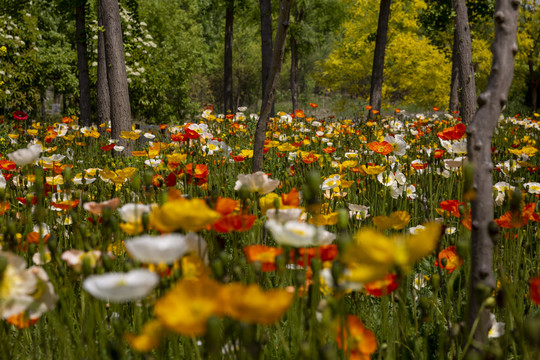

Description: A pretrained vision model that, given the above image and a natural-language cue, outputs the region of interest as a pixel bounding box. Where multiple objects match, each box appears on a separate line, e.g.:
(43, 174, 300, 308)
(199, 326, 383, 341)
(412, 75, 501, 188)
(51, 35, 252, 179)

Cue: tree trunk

(466, 0, 519, 350)
(449, 28, 460, 113)
(260, 0, 273, 107)
(76, 2, 92, 127)
(290, 5, 303, 112)
(252, 0, 293, 172)
(97, 0, 111, 128)
(452, 0, 476, 124)
(224, 0, 234, 114)
(100, 0, 132, 146)
(369, 0, 391, 115)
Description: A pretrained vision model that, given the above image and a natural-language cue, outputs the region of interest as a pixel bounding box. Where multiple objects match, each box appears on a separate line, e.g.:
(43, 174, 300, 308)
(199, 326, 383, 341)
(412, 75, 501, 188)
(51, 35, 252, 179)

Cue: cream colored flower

(82, 269, 159, 303)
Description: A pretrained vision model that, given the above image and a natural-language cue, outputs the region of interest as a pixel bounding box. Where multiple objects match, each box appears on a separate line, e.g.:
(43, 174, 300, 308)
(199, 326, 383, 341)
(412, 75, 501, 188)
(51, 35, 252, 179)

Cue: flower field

(0, 107, 540, 359)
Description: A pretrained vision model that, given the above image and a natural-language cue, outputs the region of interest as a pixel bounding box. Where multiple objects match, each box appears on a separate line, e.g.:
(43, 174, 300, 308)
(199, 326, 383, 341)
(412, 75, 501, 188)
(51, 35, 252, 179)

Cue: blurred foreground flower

(82, 269, 159, 303)
(265, 219, 336, 247)
(336, 314, 377, 360)
(341, 223, 442, 283)
(125, 233, 207, 265)
(530, 275, 540, 305)
(7, 144, 42, 166)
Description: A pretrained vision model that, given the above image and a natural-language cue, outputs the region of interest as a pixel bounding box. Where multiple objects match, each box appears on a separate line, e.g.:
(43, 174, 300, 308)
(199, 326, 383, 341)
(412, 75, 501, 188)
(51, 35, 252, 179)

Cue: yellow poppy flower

(372, 211, 411, 230)
(125, 320, 166, 352)
(149, 198, 221, 233)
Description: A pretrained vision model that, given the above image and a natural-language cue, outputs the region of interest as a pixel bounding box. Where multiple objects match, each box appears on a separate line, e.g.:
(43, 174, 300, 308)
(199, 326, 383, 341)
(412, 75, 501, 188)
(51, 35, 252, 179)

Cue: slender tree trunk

(290, 5, 303, 112)
(224, 0, 234, 114)
(252, 0, 293, 172)
(466, 0, 519, 350)
(260, 0, 273, 107)
(369, 0, 391, 115)
(76, 2, 92, 126)
(452, 0, 476, 124)
(100, 0, 132, 146)
(97, 0, 110, 127)
(449, 28, 460, 113)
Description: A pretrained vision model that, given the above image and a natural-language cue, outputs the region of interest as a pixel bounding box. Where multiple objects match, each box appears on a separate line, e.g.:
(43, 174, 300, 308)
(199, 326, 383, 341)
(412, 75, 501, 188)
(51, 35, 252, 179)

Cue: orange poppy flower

(336, 315, 377, 360)
(185, 163, 209, 179)
(530, 275, 540, 305)
(302, 153, 319, 164)
(495, 203, 540, 229)
(436, 123, 466, 140)
(323, 146, 336, 154)
(6, 313, 38, 329)
(290, 244, 338, 267)
(0, 159, 16, 171)
(372, 110, 380, 115)
(435, 246, 463, 273)
(132, 151, 148, 157)
(365, 273, 399, 297)
(309, 103, 318, 108)
(27, 232, 51, 244)
(368, 141, 393, 156)
(213, 214, 257, 233)
(281, 188, 300, 207)
(434, 149, 445, 158)
(62, 117, 73, 124)
(51, 199, 80, 210)
(365, 105, 373, 111)
(232, 155, 246, 162)
(225, 114, 235, 120)
(294, 109, 305, 118)
(243, 245, 283, 271)
(215, 197, 238, 216)
(433, 106, 440, 111)
(159, 124, 168, 130)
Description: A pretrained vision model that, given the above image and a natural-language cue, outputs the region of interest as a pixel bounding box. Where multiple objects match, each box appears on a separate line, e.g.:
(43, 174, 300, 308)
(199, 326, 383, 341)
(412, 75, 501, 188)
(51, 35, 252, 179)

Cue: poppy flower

(336, 315, 377, 360)
(368, 141, 393, 156)
(101, 143, 115, 151)
(185, 128, 200, 140)
(439, 200, 463, 218)
(302, 153, 319, 164)
(495, 203, 540, 229)
(243, 245, 283, 271)
(281, 188, 300, 207)
(290, 244, 338, 267)
(13, 111, 28, 121)
(310, 103, 318, 108)
(434, 149, 445, 158)
(295, 109, 305, 118)
(372, 211, 410, 230)
(213, 214, 257, 233)
(365, 105, 373, 111)
(83, 269, 159, 303)
(435, 246, 463, 273)
(0, 159, 16, 171)
(372, 110, 380, 115)
(530, 276, 540, 305)
(436, 123, 466, 140)
(6, 313, 39, 329)
(365, 273, 399, 297)
(433, 107, 439, 111)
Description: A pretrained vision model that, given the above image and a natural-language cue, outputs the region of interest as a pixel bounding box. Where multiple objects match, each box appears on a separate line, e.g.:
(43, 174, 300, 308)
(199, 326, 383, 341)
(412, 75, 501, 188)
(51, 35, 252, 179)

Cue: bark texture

(100, 0, 132, 145)
(449, 28, 460, 113)
(97, 0, 111, 127)
(76, 2, 92, 126)
(452, 0, 476, 124)
(290, 4, 304, 112)
(466, 0, 519, 349)
(369, 0, 391, 114)
(252, 0, 293, 172)
(529, 59, 539, 112)
(224, 0, 234, 114)
(260, 0, 273, 107)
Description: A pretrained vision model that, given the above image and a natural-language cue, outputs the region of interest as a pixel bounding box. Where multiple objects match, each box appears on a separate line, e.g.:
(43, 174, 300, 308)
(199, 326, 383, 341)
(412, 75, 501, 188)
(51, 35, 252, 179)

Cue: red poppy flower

(13, 111, 28, 121)
(101, 143, 115, 151)
(225, 114, 235, 120)
(185, 128, 200, 140)
(166, 173, 177, 187)
(152, 174, 164, 187)
(232, 155, 246, 162)
(0, 159, 16, 171)
(290, 245, 338, 267)
(439, 200, 463, 218)
(171, 133, 187, 142)
(434, 149, 445, 158)
(309, 103, 318, 108)
(368, 141, 393, 156)
(437, 123, 466, 140)
(51, 199, 80, 210)
(323, 146, 336, 154)
(213, 214, 257, 233)
(433, 107, 439, 111)
(365, 273, 399, 297)
(435, 246, 463, 273)
(159, 124, 168, 130)
(530, 275, 540, 305)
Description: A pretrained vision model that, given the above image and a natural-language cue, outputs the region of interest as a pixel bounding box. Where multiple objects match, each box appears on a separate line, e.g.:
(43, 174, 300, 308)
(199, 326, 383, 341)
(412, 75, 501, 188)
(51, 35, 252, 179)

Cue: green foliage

(317, 0, 452, 109)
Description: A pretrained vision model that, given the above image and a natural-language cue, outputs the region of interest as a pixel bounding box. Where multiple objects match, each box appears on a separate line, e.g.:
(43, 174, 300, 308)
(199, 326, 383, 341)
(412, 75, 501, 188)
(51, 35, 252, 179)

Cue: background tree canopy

(0, 0, 538, 122)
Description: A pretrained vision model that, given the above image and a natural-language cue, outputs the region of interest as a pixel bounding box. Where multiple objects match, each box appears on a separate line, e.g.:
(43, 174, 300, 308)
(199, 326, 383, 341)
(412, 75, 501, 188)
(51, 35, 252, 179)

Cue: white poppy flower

(524, 182, 540, 194)
(234, 172, 280, 194)
(266, 208, 303, 222)
(125, 233, 206, 265)
(488, 313, 505, 338)
(82, 269, 159, 303)
(0, 251, 38, 319)
(348, 204, 370, 220)
(378, 172, 396, 187)
(117, 203, 153, 223)
(265, 219, 335, 247)
(8, 143, 42, 166)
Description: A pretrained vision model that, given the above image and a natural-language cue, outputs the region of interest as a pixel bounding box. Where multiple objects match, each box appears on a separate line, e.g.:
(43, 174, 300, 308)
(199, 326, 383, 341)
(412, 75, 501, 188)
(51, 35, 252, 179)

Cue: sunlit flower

(149, 198, 221, 233)
(372, 211, 410, 230)
(83, 269, 159, 303)
(0, 251, 37, 319)
(265, 219, 335, 247)
(234, 171, 280, 194)
(117, 203, 153, 223)
(488, 313, 505, 338)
